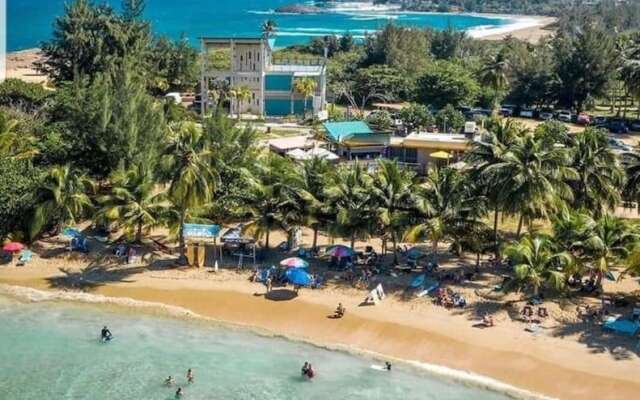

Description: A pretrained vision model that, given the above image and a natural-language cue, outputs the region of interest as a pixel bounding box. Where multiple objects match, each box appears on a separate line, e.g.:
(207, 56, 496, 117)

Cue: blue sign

(183, 224, 221, 239)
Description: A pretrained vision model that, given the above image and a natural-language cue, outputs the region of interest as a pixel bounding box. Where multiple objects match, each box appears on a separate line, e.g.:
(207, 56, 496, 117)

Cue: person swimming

(164, 376, 175, 386)
(301, 362, 309, 377)
(385, 362, 392, 371)
(305, 363, 315, 380)
(175, 387, 183, 398)
(101, 326, 112, 342)
(186, 369, 194, 384)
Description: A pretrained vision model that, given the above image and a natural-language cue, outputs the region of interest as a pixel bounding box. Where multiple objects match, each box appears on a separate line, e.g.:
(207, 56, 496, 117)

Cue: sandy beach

(1, 228, 639, 400)
(471, 15, 557, 43)
(5, 48, 47, 84)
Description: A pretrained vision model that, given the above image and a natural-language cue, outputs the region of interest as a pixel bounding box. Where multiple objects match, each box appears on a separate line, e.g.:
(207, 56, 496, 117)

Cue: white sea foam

(326, 1, 401, 13)
(1, 283, 557, 400)
(467, 17, 544, 38)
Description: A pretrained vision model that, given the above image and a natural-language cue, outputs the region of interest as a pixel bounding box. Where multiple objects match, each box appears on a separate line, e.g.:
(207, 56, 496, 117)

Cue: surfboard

(370, 364, 389, 372)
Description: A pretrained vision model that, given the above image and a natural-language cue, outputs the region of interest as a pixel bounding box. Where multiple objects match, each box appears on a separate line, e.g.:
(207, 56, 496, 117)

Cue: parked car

(630, 120, 640, 132)
(519, 109, 534, 118)
(500, 107, 513, 117)
(576, 113, 591, 125)
(539, 110, 554, 120)
(608, 138, 632, 152)
(593, 116, 608, 127)
(608, 119, 629, 134)
(556, 110, 572, 123)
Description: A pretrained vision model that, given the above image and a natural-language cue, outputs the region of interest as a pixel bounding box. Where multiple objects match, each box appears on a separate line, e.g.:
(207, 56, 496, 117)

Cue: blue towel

(409, 274, 426, 288)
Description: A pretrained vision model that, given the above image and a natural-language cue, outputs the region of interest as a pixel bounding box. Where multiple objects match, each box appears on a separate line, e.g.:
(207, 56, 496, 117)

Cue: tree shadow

(551, 320, 640, 360)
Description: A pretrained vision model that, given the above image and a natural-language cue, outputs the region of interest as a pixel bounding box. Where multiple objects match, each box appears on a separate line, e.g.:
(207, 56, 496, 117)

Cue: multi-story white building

(200, 37, 327, 117)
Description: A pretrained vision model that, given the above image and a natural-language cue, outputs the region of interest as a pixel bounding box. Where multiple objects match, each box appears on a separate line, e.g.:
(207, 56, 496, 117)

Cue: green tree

(399, 103, 434, 133)
(416, 61, 480, 109)
(504, 235, 570, 296)
(161, 122, 218, 259)
(149, 35, 199, 94)
(30, 165, 95, 239)
(0, 79, 51, 112)
(372, 160, 415, 264)
(297, 156, 333, 250)
(325, 162, 376, 248)
(0, 159, 40, 240)
(293, 77, 318, 118)
(367, 110, 393, 131)
(435, 105, 465, 133)
(0, 111, 39, 160)
(570, 128, 623, 215)
(478, 49, 511, 115)
(230, 85, 252, 119)
(261, 20, 277, 39)
(96, 163, 167, 243)
(619, 32, 640, 118)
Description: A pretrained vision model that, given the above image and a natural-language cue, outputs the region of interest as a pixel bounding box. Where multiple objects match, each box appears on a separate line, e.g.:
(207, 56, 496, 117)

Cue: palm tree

(161, 122, 218, 259)
(325, 162, 375, 249)
(293, 77, 317, 118)
(479, 49, 511, 115)
(619, 32, 640, 118)
(623, 151, 640, 213)
(503, 235, 570, 296)
(466, 118, 524, 245)
(499, 132, 576, 238)
(30, 165, 96, 239)
(0, 111, 38, 160)
(405, 167, 485, 264)
(570, 128, 624, 215)
(229, 85, 252, 120)
(96, 164, 167, 243)
(371, 159, 415, 264)
(297, 156, 333, 250)
(261, 19, 277, 39)
(236, 153, 301, 249)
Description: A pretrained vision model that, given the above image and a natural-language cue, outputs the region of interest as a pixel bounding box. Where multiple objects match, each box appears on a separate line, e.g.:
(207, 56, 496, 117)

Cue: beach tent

(285, 268, 313, 287)
(183, 223, 222, 267)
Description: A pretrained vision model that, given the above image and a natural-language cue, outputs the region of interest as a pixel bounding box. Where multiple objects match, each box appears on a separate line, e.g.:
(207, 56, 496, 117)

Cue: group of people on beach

(164, 369, 194, 398)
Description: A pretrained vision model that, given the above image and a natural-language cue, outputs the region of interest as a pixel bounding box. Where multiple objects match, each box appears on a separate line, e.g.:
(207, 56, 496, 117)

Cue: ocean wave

(0, 283, 555, 400)
(276, 31, 366, 39)
(467, 17, 542, 38)
(247, 10, 276, 15)
(326, 1, 402, 13)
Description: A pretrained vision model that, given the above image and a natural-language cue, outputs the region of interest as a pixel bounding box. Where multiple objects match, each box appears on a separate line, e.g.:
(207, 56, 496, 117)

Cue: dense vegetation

(2, 0, 640, 298)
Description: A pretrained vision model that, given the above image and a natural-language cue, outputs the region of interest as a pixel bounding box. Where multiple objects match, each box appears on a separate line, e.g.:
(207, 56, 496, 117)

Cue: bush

(0, 158, 40, 240)
(436, 105, 466, 133)
(0, 79, 51, 112)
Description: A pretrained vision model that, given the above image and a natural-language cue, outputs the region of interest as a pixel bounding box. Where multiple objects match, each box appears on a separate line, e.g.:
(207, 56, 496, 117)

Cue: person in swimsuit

(301, 362, 309, 376)
(306, 363, 315, 379)
(164, 376, 175, 386)
(175, 387, 183, 398)
(187, 369, 194, 384)
(101, 326, 112, 341)
(385, 362, 392, 371)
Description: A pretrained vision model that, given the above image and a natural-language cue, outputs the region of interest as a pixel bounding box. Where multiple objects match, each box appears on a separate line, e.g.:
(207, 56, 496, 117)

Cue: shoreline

(1, 265, 638, 400)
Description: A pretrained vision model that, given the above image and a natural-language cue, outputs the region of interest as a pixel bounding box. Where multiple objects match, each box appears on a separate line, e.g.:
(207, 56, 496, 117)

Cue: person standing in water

(175, 387, 183, 398)
(385, 362, 392, 371)
(186, 369, 194, 384)
(100, 326, 112, 341)
(301, 362, 309, 376)
(306, 363, 315, 379)
(164, 376, 176, 386)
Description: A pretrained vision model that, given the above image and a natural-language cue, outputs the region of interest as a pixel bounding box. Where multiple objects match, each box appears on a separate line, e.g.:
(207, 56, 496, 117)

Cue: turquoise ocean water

(6, 0, 510, 51)
(0, 290, 516, 400)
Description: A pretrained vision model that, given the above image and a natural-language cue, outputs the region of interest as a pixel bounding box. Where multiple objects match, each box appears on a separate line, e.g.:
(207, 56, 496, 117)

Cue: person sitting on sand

(165, 376, 176, 386)
(187, 369, 194, 384)
(101, 326, 112, 341)
(175, 387, 183, 398)
(301, 362, 309, 376)
(334, 303, 346, 318)
(482, 314, 494, 327)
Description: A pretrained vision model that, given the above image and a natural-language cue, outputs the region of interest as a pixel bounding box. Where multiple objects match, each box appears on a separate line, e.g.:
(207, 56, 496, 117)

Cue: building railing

(271, 56, 325, 66)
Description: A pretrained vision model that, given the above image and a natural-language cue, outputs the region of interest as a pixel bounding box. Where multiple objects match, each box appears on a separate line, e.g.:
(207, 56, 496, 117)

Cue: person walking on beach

(187, 369, 194, 384)
(265, 277, 272, 293)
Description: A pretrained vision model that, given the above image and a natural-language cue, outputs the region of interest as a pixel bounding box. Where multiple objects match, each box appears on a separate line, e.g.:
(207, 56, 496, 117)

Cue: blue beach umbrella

(285, 268, 313, 287)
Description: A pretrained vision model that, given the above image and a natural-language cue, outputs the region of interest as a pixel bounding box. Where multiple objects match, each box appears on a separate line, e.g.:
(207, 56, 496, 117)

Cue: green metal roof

(323, 121, 374, 142)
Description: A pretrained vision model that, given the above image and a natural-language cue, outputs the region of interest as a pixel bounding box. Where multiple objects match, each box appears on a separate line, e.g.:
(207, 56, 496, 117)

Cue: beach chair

(16, 250, 33, 266)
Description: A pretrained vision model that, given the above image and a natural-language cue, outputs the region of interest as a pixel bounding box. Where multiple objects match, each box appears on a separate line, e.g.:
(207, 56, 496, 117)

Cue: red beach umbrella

(3, 242, 25, 253)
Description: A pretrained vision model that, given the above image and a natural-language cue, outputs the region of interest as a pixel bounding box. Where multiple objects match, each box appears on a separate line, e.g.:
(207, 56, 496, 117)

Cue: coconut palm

(405, 167, 485, 264)
(297, 156, 333, 250)
(161, 122, 218, 259)
(30, 165, 96, 239)
(96, 163, 168, 243)
(570, 128, 624, 215)
(229, 85, 252, 120)
(479, 49, 511, 115)
(503, 235, 570, 296)
(619, 32, 640, 118)
(499, 132, 577, 238)
(293, 77, 318, 118)
(236, 153, 301, 249)
(466, 118, 525, 244)
(261, 19, 277, 39)
(371, 159, 415, 264)
(622, 151, 640, 213)
(325, 162, 376, 249)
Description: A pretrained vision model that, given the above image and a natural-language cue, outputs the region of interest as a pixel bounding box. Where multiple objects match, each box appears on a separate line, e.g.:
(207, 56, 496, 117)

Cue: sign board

(183, 223, 221, 239)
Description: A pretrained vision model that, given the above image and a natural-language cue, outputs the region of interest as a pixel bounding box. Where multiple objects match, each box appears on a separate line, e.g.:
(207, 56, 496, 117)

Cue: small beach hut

(183, 223, 221, 267)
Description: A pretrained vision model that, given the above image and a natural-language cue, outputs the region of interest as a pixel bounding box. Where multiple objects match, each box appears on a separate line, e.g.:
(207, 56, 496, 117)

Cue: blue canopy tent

(286, 268, 313, 287)
(183, 223, 221, 267)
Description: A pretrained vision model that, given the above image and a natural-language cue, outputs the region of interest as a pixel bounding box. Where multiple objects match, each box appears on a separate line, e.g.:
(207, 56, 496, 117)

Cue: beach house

(199, 37, 327, 117)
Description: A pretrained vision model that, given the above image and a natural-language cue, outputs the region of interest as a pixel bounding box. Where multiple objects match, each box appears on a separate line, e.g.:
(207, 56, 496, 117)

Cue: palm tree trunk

(493, 207, 500, 255)
(236, 99, 241, 121)
(350, 235, 355, 250)
(178, 210, 186, 261)
(432, 240, 439, 264)
(475, 252, 481, 273)
(265, 229, 270, 250)
(312, 227, 319, 250)
(391, 232, 398, 265)
(136, 221, 143, 243)
(516, 214, 524, 239)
